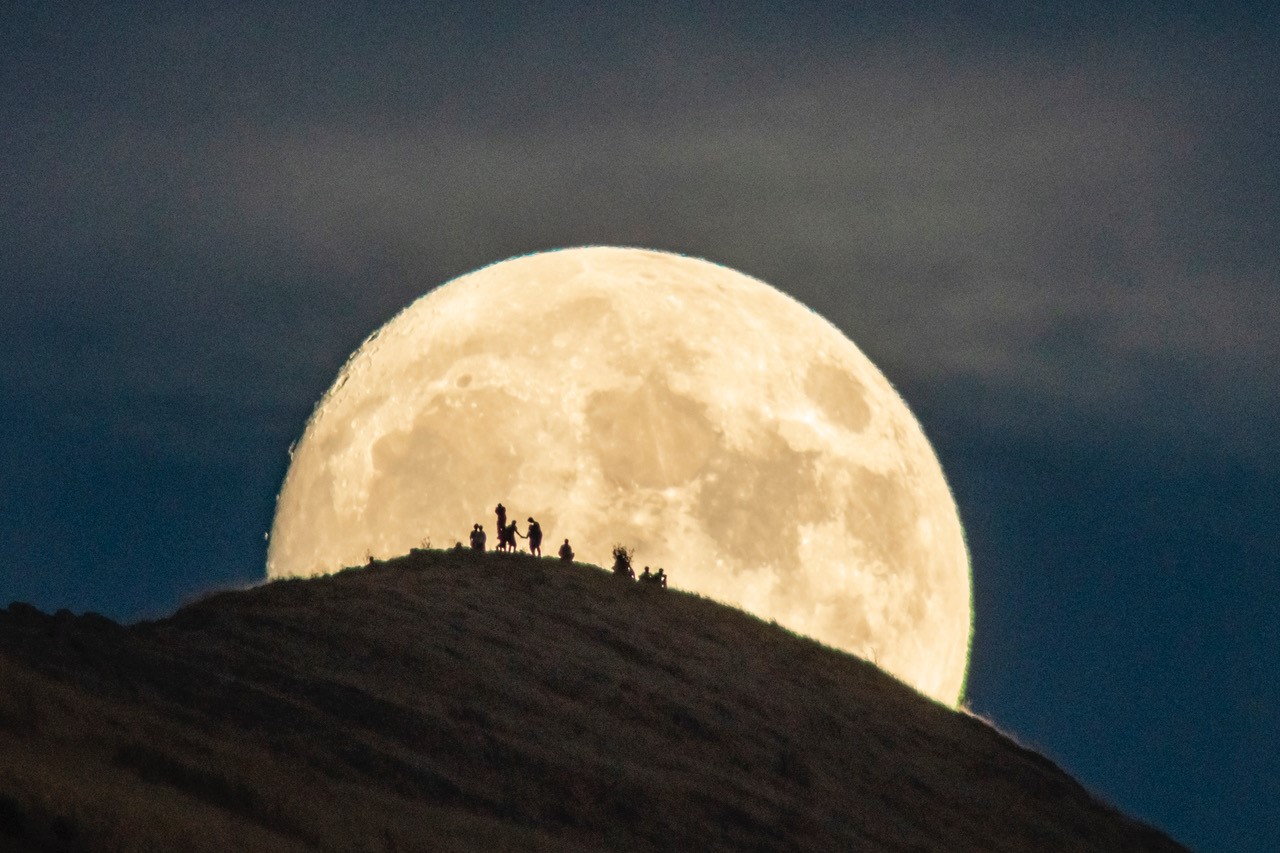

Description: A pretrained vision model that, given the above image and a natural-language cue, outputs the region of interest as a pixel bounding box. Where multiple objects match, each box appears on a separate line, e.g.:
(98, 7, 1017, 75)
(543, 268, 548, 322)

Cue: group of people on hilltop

(464, 503, 667, 589)
(611, 545, 667, 588)
(469, 502, 565, 562)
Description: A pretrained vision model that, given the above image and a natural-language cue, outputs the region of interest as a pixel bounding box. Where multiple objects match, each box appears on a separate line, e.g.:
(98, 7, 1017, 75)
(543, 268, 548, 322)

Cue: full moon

(267, 247, 972, 705)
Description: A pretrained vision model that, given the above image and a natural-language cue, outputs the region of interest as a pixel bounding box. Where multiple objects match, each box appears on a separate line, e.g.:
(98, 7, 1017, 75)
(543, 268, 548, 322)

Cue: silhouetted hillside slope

(0, 549, 1186, 852)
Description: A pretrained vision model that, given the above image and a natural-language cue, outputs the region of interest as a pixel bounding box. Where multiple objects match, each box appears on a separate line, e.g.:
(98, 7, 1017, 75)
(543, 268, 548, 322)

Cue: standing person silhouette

(495, 503, 507, 539)
(526, 518, 542, 557)
(502, 520, 522, 553)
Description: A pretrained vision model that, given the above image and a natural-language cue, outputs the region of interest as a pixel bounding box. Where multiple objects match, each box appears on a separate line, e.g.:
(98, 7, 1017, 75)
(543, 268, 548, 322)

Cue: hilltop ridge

(0, 549, 1186, 852)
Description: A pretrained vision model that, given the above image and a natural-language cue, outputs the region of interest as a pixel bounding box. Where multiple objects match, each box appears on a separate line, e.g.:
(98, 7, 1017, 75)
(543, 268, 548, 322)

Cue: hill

(0, 549, 1187, 852)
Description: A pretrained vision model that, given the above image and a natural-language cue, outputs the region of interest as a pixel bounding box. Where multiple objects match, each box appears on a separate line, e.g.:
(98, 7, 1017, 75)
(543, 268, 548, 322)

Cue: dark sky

(3, 3, 1276, 849)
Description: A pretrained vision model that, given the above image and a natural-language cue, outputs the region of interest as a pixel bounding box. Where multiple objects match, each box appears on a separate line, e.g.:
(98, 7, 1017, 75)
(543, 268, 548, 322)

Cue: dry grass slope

(0, 549, 1188, 852)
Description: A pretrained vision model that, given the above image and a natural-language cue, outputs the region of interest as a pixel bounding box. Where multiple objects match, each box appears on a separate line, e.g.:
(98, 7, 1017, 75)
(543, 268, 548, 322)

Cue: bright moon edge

(267, 246, 973, 707)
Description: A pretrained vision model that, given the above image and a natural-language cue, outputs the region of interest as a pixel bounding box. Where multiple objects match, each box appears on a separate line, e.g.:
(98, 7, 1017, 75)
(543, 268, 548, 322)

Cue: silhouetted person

(655, 568, 667, 589)
(495, 503, 507, 537)
(500, 520, 521, 552)
(558, 538, 574, 562)
(640, 566, 653, 584)
(526, 518, 542, 556)
(469, 523, 486, 552)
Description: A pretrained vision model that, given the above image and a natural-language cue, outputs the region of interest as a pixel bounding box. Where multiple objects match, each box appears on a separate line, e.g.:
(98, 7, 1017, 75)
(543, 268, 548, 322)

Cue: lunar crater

(805, 361, 873, 434)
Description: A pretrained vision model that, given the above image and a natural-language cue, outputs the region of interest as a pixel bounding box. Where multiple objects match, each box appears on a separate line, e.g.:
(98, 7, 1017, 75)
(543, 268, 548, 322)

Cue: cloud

(2, 21, 1276, 465)
(215, 53, 1278, 444)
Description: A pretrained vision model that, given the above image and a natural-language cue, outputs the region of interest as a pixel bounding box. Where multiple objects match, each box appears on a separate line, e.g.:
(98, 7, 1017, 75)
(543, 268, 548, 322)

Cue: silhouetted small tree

(611, 545, 635, 579)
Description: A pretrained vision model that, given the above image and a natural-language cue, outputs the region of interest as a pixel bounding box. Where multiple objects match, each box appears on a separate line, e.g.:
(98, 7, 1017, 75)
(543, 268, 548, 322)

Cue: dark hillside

(0, 549, 1186, 852)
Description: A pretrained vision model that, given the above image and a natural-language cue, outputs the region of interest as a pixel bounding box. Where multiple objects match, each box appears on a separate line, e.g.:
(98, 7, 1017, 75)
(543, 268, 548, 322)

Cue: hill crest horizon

(0, 548, 1186, 852)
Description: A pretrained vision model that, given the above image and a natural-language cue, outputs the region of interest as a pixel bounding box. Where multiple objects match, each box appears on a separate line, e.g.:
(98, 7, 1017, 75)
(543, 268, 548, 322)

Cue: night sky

(3, 3, 1276, 850)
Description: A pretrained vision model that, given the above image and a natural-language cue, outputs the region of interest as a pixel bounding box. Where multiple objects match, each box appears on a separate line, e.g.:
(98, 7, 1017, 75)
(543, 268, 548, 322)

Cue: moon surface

(267, 247, 972, 705)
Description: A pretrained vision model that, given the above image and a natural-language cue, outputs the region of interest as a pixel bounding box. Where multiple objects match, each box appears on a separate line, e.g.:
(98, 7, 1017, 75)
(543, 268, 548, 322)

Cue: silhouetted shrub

(611, 545, 634, 577)
(4, 602, 42, 621)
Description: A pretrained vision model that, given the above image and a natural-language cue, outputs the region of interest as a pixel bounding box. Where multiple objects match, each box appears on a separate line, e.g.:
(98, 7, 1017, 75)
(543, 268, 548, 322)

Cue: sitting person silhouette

(655, 568, 667, 589)
(469, 523, 486, 552)
(558, 538, 574, 562)
(526, 517, 542, 556)
(640, 566, 653, 584)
